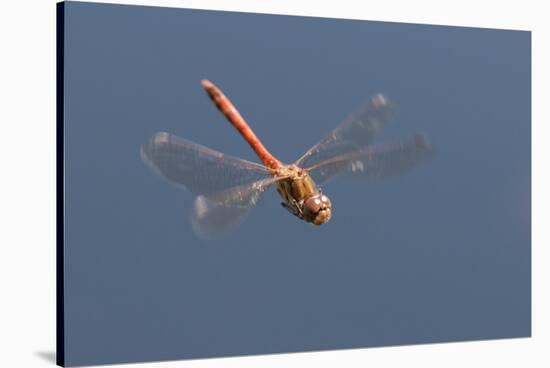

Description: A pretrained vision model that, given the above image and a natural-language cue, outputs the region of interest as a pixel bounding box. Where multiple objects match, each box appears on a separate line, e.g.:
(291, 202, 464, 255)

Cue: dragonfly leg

(281, 202, 300, 219)
(281, 199, 304, 219)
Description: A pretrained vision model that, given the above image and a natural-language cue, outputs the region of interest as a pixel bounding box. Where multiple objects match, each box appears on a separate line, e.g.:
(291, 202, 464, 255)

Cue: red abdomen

(201, 80, 282, 170)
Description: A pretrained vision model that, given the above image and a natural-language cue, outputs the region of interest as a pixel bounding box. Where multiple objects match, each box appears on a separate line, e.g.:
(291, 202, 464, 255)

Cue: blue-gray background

(63, 1, 531, 366)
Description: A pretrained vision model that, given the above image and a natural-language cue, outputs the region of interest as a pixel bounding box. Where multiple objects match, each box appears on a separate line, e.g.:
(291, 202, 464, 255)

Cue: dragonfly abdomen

(201, 79, 282, 170)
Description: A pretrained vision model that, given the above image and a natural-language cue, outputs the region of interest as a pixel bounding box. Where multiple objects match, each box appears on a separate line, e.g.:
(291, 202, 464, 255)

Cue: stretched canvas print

(57, 1, 531, 366)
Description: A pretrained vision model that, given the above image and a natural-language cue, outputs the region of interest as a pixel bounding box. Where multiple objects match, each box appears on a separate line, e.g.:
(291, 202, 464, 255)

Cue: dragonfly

(141, 80, 433, 237)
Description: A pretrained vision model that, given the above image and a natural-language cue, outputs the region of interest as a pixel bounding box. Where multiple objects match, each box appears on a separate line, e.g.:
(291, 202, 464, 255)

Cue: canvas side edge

(56, 2, 66, 367)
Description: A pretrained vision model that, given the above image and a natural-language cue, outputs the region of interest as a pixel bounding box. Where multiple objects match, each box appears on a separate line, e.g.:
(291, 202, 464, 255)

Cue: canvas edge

(56, 2, 66, 367)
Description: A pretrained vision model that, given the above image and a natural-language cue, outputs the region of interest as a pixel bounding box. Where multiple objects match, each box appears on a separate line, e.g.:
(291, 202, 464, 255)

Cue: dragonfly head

(303, 193, 332, 225)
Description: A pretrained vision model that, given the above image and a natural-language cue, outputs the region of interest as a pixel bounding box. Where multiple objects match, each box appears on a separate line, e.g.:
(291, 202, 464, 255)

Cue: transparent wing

(141, 132, 273, 195)
(141, 132, 281, 236)
(295, 94, 394, 169)
(191, 177, 281, 238)
(306, 135, 434, 184)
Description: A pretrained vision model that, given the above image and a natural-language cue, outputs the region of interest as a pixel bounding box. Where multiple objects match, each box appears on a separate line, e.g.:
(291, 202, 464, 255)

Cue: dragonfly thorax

(276, 165, 332, 225)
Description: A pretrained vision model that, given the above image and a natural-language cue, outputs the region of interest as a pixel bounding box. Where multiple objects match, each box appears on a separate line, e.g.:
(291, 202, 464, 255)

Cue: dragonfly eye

(303, 194, 332, 225)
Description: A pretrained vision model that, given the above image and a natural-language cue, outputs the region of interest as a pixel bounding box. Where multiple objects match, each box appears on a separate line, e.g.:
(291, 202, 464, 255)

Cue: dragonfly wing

(191, 177, 279, 238)
(141, 132, 280, 236)
(295, 94, 394, 169)
(141, 132, 272, 195)
(307, 135, 434, 184)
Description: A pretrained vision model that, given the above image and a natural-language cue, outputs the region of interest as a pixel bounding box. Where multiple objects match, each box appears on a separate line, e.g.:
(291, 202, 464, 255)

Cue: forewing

(307, 135, 434, 184)
(295, 94, 394, 169)
(141, 132, 272, 195)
